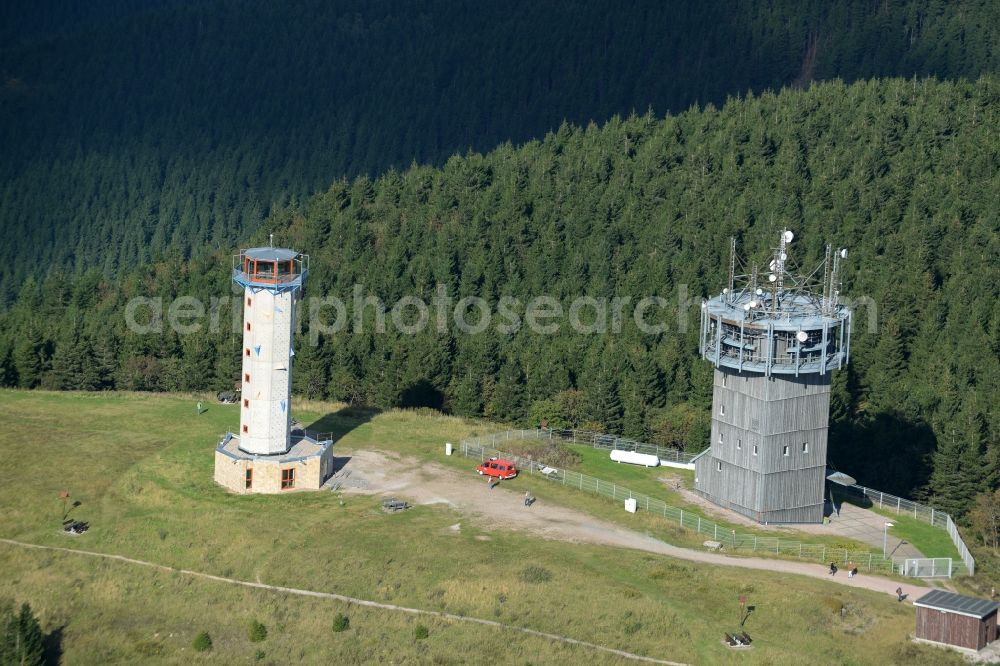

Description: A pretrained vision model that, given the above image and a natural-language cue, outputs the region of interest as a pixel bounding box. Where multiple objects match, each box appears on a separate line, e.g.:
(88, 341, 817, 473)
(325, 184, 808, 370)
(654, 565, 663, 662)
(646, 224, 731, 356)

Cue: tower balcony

(233, 247, 309, 293)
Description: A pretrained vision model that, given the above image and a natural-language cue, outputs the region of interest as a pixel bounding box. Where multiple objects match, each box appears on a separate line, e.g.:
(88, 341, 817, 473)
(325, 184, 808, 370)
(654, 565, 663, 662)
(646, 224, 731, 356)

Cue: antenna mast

(727, 237, 736, 303)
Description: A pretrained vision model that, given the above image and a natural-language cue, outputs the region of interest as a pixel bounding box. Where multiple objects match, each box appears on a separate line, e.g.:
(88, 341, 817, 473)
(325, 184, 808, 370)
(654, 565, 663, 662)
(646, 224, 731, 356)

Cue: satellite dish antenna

(755, 288, 763, 296)
(783, 230, 794, 243)
(769, 260, 776, 271)
(722, 288, 729, 294)
(749, 300, 757, 308)
(743, 303, 752, 312)
(768, 274, 777, 282)
(796, 331, 808, 343)
(780, 252, 787, 261)
(840, 248, 848, 259)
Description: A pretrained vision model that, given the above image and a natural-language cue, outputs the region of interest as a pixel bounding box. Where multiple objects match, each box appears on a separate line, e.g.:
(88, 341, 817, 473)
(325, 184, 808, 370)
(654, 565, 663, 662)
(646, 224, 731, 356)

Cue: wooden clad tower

(694, 231, 852, 523)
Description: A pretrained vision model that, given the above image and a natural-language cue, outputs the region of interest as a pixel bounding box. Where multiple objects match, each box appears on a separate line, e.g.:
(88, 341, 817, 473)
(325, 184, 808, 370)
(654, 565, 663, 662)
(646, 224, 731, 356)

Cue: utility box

(624, 498, 637, 513)
(445, 442, 453, 456)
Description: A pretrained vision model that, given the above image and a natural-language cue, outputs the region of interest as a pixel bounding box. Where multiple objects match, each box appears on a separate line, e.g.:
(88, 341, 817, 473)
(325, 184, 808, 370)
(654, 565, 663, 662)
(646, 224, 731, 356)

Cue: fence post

(754, 536, 757, 552)
(714, 524, 718, 540)
(698, 517, 701, 533)
(868, 553, 872, 570)
(821, 545, 825, 562)
(680, 509, 683, 527)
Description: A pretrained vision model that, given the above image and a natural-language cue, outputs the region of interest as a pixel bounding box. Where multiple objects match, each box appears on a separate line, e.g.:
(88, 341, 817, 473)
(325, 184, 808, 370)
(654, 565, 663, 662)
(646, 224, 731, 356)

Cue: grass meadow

(0, 390, 963, 665)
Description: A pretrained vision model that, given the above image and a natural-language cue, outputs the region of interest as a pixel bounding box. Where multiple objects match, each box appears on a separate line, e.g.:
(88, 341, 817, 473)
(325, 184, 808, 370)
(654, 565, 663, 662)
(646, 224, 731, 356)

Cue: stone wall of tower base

(214, 440, 334, 494)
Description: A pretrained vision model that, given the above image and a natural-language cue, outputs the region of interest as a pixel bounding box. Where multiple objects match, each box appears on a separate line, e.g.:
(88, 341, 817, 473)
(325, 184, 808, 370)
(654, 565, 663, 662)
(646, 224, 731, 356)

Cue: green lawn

(0, 390, 960, 665)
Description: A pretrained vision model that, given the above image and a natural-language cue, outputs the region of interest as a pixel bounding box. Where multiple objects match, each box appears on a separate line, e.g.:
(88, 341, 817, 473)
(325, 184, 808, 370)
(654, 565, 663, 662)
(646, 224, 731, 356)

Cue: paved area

(662, 472, 924, 559)
(336, 449, 931, 602)
(796, 500, 924, 560)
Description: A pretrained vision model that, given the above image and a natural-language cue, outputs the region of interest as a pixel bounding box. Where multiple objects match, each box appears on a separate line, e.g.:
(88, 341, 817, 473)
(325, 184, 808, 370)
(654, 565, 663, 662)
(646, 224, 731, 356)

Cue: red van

(476, 457, 518, 479)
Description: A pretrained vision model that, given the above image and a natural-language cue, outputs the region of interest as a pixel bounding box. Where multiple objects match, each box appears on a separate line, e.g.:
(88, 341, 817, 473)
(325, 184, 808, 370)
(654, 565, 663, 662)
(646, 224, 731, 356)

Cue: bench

(703, 540, 724, 551)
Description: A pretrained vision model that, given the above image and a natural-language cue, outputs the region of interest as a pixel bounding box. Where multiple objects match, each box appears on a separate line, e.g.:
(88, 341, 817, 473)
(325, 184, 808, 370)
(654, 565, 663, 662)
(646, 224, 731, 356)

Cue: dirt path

(0, 538, 686, 666)
(334, 450, 930, 602)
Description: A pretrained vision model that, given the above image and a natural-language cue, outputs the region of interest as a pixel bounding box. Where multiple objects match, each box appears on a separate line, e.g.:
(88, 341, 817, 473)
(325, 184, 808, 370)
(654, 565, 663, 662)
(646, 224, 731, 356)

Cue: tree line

(0, 0, 997, 302)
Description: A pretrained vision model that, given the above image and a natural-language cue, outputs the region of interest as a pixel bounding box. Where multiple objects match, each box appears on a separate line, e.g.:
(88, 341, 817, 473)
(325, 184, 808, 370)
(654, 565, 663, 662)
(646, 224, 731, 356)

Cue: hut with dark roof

(914, 589, 999, 651)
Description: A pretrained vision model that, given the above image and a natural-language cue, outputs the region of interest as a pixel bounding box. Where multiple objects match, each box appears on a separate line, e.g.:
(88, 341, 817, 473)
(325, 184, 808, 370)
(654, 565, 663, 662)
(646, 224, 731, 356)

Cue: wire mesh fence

(836, 484, 975, 575)
(459, 430, 970, 577)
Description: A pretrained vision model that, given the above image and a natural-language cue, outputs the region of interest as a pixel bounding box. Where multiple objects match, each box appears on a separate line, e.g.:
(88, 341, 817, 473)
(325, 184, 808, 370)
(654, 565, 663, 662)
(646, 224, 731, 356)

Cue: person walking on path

(829, 562, 838, 576)
(524, 490, 531, 506)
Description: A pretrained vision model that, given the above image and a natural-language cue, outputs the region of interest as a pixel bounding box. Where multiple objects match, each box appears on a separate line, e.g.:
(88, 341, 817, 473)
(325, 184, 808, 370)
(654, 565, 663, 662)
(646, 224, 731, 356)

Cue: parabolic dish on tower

(783, 230, 794, 243)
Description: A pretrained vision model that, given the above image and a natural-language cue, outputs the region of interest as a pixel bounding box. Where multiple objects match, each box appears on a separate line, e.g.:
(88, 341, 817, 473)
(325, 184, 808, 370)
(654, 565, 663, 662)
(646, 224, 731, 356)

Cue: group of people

(828, 562, 859, 578)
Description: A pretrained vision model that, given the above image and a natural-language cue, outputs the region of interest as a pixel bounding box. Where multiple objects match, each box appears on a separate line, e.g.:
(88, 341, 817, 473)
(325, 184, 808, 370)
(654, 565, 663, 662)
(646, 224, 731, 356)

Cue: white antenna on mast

(269, 233, 274, 247)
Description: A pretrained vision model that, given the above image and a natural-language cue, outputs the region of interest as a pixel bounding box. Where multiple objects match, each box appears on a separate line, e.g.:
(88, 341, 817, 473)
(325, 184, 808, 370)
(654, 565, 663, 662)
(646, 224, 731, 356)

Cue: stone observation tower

(214, 242, 334, 493)
(693, 230, 851, 523)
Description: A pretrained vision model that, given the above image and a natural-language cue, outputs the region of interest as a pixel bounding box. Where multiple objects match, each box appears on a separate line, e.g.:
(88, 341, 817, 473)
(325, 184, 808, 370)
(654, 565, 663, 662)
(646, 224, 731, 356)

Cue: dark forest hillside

(1, 0, 997, 300)
(1, 77, 997, 518)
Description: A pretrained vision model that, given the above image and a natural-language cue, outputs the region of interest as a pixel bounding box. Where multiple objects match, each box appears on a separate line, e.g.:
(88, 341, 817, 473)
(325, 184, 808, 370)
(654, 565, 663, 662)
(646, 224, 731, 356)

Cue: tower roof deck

(232, 247, 309, 292)
(704, 290, 849, 331)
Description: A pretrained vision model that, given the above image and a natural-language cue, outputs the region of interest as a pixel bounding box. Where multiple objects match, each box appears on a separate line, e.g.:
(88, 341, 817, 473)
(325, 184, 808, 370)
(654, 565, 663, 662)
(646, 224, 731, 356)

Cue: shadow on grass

(43, 625, 63, 665)
(303, 405, 380, 447)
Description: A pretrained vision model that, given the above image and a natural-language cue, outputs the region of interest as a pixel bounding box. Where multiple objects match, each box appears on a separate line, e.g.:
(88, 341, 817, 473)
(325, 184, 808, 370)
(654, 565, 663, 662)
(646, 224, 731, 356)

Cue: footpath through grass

(0, 390, 959, 665)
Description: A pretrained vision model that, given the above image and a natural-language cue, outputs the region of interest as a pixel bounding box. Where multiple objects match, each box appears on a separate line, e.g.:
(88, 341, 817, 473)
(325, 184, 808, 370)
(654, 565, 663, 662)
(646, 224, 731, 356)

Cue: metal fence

(836, 484, 975, 576)
(474, 427, 699, 466)
(459, 431, 969, 577)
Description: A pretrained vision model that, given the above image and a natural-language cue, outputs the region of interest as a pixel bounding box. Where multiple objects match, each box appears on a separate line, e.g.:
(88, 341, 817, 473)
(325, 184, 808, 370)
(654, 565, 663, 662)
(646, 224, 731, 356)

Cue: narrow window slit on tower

(245, 468, 253, 489)
(246, 322, 251, 331)
(242, 424, 248, 434)
(245, 348, 250, 357)
(243, 398, 249, 408)
(244, 373, 250, 383)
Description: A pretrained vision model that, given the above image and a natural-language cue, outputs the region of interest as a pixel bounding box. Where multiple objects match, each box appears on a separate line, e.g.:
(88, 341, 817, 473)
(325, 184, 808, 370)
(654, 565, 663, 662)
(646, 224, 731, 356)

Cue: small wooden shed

(914, 589, 999, 651)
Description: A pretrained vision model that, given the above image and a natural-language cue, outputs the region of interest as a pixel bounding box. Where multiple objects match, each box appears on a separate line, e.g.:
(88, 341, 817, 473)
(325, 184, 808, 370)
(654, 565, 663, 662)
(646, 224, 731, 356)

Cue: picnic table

(382, 497, 409, 513)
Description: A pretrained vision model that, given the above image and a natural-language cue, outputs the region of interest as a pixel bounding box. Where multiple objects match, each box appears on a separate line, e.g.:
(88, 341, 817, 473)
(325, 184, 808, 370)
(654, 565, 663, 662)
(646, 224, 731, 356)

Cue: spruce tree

(488, 362, 526, 422)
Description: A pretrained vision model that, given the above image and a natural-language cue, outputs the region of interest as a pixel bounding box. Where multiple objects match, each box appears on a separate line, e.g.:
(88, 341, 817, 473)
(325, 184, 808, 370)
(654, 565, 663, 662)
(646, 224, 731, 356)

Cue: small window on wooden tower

(717, 461, 722, 472)
(720, 405, 725, 416)
(737, 438, 742, 449)
(245, 468, 253, 489)
(722, 374, 727, 387)
(718, 432, 724, 445)
(242, 424, 248, 434)
(281, 468, 295, 489)
(243, 398, 249, 408)
(782, 445, 789, 457)
(752, 445, 758, 456)
(802, 442, 809, 454)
